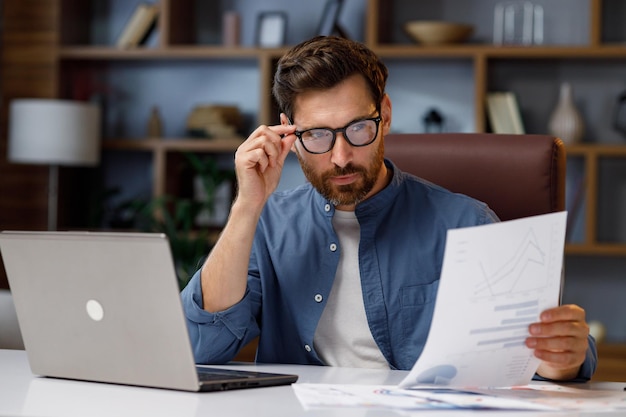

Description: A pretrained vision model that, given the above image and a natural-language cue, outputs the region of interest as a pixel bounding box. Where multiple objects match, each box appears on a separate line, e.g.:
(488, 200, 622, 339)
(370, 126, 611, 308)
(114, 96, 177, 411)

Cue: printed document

(399, 211, 568, 388)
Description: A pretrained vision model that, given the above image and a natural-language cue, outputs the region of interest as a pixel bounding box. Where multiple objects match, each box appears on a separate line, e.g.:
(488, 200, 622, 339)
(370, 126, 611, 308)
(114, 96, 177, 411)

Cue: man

(182, 36, 596, 381)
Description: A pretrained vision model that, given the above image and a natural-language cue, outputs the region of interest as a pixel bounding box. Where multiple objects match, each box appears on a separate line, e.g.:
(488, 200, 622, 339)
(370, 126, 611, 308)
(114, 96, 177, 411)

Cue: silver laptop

(0, 231, 298, 392)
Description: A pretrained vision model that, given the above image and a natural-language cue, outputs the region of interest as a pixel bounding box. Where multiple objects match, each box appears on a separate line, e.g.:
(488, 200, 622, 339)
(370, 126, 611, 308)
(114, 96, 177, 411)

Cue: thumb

(282, 129, 297, 150)
(279, 132, 297, 162)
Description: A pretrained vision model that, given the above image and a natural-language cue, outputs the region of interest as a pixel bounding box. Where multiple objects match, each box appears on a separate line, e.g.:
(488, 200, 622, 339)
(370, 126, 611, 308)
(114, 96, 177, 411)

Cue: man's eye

(349, 121, 367, 132)
(305, 129, 331, 140)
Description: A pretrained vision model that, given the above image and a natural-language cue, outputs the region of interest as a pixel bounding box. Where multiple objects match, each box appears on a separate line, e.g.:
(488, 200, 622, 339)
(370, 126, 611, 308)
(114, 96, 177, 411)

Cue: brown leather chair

(384, 133, 566, 221)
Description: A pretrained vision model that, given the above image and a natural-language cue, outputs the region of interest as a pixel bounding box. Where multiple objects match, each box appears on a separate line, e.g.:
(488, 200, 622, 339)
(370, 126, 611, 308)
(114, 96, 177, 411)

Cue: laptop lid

(0, 231, 297, 392)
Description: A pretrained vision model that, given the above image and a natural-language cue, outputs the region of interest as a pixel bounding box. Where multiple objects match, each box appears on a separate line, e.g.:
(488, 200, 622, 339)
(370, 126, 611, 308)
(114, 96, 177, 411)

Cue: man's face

(284, 74, 392, 211)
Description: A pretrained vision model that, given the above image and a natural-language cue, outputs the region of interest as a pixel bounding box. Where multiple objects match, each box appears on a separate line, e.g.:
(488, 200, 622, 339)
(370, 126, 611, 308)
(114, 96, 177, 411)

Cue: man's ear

(381, 94, 392, 136)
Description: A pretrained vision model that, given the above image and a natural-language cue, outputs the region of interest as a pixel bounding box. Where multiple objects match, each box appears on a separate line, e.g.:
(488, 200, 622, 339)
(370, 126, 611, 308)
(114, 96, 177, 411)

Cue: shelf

(103, 138, 244, 152)
(103, 138, 242, 199)
(58, 44, 626, 62)
(59, 46, 289, 61)
(566, 143, 626, 156)
(374, 44, 626, 59)
(481, 45, 626, 59)
(566, 243, 626, 256)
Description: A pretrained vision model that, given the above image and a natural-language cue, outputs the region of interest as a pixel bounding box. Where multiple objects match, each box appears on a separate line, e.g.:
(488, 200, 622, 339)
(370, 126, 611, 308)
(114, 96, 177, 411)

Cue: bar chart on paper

(400, 212, 568, 389)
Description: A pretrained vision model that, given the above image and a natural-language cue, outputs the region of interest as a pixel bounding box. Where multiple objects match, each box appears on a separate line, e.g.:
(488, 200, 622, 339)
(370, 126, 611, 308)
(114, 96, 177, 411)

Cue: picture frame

(317, 0, 347, 37)
(256, 11, 287, 48)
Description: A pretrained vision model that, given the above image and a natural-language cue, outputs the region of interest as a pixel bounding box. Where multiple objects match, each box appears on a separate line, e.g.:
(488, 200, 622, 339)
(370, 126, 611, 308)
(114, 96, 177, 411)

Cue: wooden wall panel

(0, 0, 60, 289)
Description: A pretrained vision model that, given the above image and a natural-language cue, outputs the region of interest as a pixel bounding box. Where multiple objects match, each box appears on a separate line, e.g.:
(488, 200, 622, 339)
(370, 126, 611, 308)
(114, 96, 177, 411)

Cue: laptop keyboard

(196, 368, 254, 382)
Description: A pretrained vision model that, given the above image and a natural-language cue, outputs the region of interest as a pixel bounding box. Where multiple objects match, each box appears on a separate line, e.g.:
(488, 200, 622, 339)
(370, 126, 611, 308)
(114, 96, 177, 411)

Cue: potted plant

(124, 153, 234, 289)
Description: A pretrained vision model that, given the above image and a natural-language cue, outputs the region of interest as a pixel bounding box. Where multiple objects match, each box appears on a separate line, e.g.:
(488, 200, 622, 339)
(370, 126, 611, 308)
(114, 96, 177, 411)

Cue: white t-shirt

(313, 209, 388, 368)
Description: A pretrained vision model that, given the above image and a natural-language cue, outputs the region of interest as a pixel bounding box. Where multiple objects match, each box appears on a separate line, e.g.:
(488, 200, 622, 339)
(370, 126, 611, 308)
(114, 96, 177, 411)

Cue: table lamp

(8, 99, 101, 230)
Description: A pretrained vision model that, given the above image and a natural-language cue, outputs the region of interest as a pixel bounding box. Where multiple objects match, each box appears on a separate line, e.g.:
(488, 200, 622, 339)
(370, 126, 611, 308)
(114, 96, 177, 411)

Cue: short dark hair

(272, 36, 388, 121)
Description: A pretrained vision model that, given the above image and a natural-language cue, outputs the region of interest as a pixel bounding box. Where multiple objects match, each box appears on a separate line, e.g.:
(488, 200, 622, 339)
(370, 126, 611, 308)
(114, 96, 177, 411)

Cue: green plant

(127, 153, 234, 289)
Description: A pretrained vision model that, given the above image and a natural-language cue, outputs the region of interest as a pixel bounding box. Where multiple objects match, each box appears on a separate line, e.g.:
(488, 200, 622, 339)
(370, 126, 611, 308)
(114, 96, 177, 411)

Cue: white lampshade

(8, 99, 101, 166)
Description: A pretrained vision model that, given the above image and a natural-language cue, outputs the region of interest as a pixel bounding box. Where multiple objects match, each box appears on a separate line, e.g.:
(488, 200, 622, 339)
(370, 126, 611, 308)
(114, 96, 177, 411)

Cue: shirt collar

(355, 159, 403, 217)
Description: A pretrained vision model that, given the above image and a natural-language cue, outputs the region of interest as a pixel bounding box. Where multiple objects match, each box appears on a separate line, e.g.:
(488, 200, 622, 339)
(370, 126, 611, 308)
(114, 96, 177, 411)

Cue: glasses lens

(345, 119, 378, 145)
(301, 129, 334, 153)
(298, 117, 380, 153)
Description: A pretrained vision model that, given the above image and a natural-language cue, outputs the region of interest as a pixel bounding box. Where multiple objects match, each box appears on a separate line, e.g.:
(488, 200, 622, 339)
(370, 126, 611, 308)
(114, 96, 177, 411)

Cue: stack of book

(186, 105, 244, 139)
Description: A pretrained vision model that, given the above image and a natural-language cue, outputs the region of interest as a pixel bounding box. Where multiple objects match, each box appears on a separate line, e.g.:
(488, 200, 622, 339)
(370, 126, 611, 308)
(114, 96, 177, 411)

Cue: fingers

(232, 124, 297, 206)
(237, 124, 296, 172)
(530, 340, 584, 363)
(525, 304, 590, 378)
(526, 330, 588, 361)
(529, 316, 588, 339)
(538, 304, 586, 323)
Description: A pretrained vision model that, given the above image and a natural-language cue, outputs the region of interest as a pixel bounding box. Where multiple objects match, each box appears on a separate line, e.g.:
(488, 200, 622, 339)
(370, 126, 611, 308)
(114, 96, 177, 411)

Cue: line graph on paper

(472, 227, 553, 297)
(450, 221, 563, 301)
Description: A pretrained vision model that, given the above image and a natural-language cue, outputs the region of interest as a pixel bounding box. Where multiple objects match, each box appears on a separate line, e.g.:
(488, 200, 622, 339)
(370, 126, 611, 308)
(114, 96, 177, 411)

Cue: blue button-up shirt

(181, 160, 597, 377)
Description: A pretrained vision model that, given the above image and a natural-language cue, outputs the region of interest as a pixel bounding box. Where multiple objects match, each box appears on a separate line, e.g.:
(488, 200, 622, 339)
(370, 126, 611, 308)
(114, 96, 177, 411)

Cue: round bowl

(404, 21, 474, 45)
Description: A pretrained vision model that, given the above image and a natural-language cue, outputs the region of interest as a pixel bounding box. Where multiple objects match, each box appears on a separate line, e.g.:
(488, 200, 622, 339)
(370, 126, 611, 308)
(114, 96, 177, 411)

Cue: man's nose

(330, 133, 353, 168)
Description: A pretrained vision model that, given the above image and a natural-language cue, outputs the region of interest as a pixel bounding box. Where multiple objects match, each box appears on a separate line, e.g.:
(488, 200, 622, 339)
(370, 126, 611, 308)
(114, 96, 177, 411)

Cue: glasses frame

(293, 115, 382, 154)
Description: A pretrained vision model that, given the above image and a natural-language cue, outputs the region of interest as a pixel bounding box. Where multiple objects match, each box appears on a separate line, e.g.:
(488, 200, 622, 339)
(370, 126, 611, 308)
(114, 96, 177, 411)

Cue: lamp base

(48, 165, 58, 231)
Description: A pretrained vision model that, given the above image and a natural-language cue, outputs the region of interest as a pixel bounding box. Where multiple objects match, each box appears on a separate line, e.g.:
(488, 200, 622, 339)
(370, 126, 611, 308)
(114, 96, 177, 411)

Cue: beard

(296, 139, 385, 207)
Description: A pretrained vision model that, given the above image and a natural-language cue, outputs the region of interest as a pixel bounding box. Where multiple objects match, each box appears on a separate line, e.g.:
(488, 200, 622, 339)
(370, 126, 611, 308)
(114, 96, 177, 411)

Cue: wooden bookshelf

(2, 0, 626, 272)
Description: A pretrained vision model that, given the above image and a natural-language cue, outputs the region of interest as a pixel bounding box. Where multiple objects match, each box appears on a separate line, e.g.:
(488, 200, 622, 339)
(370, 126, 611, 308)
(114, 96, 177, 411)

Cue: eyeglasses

(293, 115, 382, 154)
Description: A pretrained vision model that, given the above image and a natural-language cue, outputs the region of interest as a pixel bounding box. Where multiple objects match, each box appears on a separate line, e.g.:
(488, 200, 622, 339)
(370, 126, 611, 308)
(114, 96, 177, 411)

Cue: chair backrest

(384, 133, 566, 221)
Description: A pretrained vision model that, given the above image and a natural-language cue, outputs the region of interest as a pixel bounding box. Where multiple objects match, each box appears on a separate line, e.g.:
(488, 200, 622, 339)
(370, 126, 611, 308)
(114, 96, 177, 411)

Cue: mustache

(327, 163, 366, 177)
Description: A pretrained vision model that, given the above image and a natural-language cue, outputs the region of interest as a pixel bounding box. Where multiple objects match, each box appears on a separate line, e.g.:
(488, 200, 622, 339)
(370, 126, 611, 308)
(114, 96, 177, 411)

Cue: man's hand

(526, 304, 590, 380)
(233, 122, 297, 209)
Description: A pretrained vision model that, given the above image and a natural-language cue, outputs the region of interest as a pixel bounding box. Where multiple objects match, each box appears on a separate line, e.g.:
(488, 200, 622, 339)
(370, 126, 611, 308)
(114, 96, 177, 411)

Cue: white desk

(1, 349, 624, 417)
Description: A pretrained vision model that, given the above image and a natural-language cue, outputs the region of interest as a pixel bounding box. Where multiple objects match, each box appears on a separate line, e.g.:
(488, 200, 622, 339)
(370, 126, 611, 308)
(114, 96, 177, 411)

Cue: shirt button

(304, 344, 312, 352)
(324, 203, 331, 212)
(329, 243, 337, 252)
(314, 294, 323, 303)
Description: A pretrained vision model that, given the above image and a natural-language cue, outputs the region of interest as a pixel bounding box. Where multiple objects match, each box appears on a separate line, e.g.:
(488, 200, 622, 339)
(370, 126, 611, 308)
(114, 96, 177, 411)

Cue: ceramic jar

(548, 82, 584, 145)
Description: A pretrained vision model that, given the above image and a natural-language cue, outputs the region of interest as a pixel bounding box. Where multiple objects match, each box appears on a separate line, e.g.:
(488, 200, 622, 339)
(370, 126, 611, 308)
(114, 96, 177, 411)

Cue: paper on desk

(292, 382, 626, 412)
(291, 384, 557, 411)
(399, 211, 568, 389)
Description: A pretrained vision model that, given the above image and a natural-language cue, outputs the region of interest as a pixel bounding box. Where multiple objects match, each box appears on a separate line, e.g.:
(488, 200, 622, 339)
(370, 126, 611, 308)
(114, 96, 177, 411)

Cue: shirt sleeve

(180, 270, 260, 364)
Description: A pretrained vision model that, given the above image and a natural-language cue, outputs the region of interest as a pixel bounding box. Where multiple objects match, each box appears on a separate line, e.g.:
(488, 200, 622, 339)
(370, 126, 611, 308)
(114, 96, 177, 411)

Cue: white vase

(548, 82, 584, 145)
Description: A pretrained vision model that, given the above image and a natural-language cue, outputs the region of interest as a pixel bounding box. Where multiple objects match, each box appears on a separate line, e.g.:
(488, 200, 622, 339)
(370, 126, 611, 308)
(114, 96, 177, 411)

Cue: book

(486, 92, 525, 134)
(116, 3, 159, 49)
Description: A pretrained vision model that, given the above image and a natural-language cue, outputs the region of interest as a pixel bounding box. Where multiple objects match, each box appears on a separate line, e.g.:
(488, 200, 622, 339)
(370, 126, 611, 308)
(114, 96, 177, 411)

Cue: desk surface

(1, 349, 624, 417)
